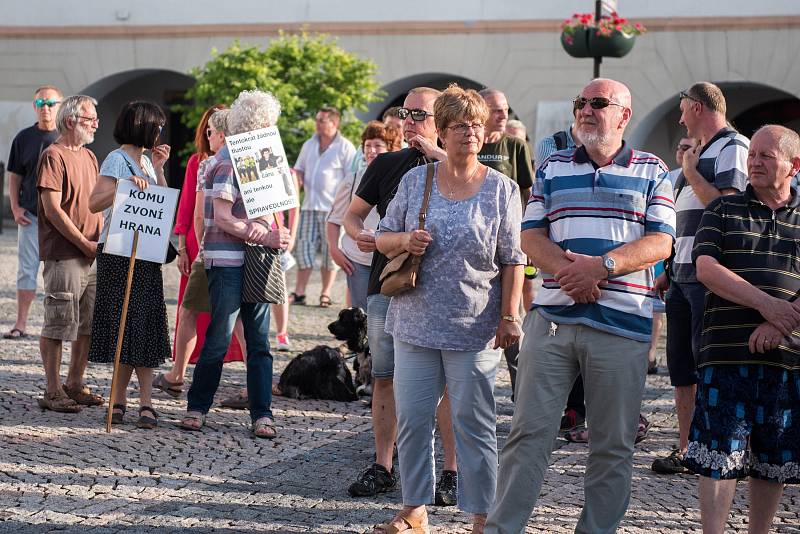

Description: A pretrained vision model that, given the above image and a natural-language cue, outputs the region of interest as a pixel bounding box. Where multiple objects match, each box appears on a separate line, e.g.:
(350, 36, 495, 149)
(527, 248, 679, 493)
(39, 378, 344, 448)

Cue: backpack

(552, 130, 569, 151)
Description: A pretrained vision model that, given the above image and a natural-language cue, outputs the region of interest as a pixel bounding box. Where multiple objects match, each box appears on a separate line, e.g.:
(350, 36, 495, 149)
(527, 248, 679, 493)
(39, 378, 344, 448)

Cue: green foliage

(178, 33, 384, 162)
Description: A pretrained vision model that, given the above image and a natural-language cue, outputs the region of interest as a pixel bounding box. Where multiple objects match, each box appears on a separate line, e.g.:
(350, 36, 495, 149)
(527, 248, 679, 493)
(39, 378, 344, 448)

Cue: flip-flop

(372, 512, 430, 533)
(3, 328, 27, 340)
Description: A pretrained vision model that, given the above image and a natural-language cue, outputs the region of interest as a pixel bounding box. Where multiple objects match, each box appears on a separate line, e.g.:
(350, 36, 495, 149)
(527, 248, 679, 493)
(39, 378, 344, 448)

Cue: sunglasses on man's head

(35, 98, 60, 108)
(572, 97, 625, 112)
(679, 90, 702, 104)
(397, 107, 434, 122)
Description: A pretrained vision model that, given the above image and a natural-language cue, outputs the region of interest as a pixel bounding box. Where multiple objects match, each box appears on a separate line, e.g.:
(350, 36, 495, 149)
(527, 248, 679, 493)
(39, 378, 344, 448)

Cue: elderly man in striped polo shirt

(685, 125, 800, 534)
(486, 78, 676, 533)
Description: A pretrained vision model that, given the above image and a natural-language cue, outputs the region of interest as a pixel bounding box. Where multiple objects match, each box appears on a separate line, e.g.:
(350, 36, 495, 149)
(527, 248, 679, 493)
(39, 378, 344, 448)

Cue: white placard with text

(226, 126, 299, 218)
(104, 180, 179, 263)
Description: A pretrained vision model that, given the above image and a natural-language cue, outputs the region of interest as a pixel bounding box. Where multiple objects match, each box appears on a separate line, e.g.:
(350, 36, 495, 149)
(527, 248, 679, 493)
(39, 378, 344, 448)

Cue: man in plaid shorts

(291, 106, 356, 307)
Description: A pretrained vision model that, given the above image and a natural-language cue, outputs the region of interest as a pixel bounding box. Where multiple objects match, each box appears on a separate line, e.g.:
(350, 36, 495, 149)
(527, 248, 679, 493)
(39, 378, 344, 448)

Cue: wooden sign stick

(105, 231, 140, 433)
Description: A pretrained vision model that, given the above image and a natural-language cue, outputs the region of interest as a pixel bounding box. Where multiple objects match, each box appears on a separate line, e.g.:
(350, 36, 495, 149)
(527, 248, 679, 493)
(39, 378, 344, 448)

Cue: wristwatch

(501, 315, 520, 323)
(601, 254, 616, 278)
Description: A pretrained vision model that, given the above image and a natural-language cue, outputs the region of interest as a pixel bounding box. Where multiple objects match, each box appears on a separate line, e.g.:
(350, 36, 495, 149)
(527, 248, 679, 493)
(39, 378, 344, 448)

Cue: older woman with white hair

(180, 90, 290, 438)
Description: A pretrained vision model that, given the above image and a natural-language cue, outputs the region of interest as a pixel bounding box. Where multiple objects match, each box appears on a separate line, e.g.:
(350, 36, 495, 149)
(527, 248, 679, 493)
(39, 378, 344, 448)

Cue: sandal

(38, 390, 82, 413)
(372, 511, 430, 533)
(178, 411, 205, 431)
(564, 424, 589, 443)
(111, 404, 126, 425)
(220, 393, 249, 410)
(3, 328, 27, 340)
(153, 373, 184, 398)
(288, 292, 306, 305)
(136, 406, 159, 429)
(63, 384, 104, 406)
(319, 294, 333, 308)
(252, 416, 277, 439)
(635, 413, 651, 444)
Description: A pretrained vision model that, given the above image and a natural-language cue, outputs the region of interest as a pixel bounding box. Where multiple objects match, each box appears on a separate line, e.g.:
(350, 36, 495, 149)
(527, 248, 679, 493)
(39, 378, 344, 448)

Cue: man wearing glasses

(344, 87, 459, 506)
(651, 82, 749, 476)
(4, 85, 62, 341)
(487, 78, 676, 532)
(36, 95, 104, 412)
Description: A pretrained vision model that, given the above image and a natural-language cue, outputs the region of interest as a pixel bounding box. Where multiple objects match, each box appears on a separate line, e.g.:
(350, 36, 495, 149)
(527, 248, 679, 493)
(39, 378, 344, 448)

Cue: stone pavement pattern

(0, 231, 797, 533)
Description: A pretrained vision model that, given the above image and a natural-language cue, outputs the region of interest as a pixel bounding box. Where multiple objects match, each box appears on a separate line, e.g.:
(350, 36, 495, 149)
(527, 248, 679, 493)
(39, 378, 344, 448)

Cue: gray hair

(754, 124, 800, 160)
(506, 119, 526, 133)
(56, 95, 97, 135)
(208, 109, 231, 136)
(228, 90, 282, 135)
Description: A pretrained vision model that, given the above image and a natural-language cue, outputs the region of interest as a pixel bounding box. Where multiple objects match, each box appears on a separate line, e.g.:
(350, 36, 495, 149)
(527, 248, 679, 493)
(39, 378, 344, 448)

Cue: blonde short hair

(433, 84, 489, 133)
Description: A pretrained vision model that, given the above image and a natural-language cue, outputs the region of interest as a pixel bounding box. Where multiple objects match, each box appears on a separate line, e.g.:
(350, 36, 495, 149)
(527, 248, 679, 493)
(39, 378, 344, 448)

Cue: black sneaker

(560, 408, 586, 431)
(347, 463, 397, 497)
(651, 448, 688, 474)
(434, 470, 457, 506)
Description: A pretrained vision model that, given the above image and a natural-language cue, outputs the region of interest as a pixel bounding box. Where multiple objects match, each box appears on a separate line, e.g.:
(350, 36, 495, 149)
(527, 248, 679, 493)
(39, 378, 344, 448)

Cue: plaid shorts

(683, 364, 800, 484)
(296, 210, 337, 271)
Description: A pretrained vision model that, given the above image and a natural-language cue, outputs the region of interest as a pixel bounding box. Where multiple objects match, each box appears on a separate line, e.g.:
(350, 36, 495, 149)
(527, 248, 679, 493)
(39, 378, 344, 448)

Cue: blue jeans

(393, 339, 501, 513)
(187, 266, 274, 422)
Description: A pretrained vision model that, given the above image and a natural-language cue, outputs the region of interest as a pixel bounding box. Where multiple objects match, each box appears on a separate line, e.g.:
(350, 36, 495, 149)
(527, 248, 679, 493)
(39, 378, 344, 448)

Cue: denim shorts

(17, 213, 40, 290)
(683, 364, 800, 484)
(346, 262, 371, 312)
(367, 293, 394, 379)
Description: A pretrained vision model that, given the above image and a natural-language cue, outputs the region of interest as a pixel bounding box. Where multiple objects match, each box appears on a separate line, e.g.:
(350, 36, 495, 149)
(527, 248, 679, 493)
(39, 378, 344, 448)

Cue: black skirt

(88, 244, 170, 368)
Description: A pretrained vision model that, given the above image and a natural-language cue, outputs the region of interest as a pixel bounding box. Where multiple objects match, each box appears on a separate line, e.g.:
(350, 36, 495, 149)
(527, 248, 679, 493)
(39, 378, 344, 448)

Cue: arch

(630, 82, 800, 163)
(361, 72, 486, 122)
(81, 69, 195, 187)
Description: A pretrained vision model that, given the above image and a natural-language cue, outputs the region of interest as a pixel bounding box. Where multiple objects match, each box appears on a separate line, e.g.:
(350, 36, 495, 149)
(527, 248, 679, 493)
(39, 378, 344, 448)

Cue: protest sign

(226, 126, 299, 218)
(103, 180, 179, 263)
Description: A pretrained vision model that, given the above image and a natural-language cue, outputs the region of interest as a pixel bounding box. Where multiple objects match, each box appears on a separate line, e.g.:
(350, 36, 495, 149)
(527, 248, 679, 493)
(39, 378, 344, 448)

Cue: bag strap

(418, 163, 435, 231)
(553, 130, 568, 151)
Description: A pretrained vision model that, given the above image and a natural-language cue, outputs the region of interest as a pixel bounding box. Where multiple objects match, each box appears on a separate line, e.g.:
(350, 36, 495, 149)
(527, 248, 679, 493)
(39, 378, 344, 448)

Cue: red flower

(565, 35, 574, 45)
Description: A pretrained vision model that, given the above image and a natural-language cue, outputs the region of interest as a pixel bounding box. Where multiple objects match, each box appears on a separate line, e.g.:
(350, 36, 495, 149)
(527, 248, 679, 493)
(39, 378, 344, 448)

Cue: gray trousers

(394, 339, 501, 514)
(486, 310, 649, 534)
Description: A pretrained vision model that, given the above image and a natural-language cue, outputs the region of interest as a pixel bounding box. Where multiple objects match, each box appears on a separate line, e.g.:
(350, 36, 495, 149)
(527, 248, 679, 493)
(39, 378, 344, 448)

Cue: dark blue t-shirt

(7, 124, 58, 215)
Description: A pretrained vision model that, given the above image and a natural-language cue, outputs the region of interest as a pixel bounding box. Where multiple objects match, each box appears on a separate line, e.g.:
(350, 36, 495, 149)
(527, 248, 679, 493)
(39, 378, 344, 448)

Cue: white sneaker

(276, 333, 291, 351)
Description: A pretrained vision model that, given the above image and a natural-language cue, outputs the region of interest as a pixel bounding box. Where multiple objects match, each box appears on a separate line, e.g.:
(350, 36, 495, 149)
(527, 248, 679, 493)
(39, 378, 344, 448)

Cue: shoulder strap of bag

(418, 163, 435, 231)
(553, 130, 568, 151)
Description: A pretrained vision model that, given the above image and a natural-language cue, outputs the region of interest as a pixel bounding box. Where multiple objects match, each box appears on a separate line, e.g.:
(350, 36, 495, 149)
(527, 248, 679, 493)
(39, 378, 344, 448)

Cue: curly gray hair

(227, 90, 282, 135)
(208, 109, 231, 136)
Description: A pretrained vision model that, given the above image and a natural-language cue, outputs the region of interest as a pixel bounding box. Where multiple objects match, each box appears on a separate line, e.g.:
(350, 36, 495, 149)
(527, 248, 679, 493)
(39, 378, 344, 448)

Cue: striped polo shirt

(671, 128, 749, 283)
(202, 145, 248, 268)
(522, 142, 676, 342)
(692, 186, 800, 370)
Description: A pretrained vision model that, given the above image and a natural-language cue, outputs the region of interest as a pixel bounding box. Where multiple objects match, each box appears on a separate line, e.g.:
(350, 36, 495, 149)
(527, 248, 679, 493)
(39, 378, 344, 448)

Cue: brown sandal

(372, 512, 430, 533)
(252, 416, 277, 439)
(38, 391, 82, 413)
(153, 373, 183, 398)
(63, 384, 104, 406)
(319, 294, 333, 308)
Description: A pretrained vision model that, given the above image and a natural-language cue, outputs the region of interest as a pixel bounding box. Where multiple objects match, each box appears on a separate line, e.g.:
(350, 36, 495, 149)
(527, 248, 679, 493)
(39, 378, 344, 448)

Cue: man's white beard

(577, 129, 612, 149)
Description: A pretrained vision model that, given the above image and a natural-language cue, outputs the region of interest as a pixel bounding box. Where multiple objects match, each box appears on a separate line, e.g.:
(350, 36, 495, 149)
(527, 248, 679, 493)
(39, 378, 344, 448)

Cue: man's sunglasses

(35, 98, 60, 108)
(397, 108, 434, 122)
(679, 90, 702, 104)
(572, 97, 625, 112)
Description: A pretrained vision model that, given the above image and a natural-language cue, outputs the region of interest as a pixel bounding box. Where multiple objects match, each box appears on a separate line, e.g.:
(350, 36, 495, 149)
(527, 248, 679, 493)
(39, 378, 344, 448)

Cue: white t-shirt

(294, 132, 356, 212)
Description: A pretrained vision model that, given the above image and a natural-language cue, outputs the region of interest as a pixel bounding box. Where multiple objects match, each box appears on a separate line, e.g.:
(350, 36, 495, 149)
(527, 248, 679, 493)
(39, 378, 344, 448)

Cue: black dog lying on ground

(273, 307, 371, 402)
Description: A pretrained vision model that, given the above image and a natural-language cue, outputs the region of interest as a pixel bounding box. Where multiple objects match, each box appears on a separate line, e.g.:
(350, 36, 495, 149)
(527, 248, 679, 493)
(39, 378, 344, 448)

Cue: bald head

(753, 124, 800, 161)
(584, 78, 632, 109)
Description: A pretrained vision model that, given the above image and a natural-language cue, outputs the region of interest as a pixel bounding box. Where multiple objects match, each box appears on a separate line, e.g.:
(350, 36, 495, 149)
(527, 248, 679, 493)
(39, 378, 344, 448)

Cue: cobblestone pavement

(0, 230, 797, 533)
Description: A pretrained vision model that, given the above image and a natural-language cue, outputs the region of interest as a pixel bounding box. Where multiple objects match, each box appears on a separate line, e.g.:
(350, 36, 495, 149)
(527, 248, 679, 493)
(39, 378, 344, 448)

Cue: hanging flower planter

(588, 30, 636, 58)
(560, 28, 591, 58)
(560, 12, 646, 59)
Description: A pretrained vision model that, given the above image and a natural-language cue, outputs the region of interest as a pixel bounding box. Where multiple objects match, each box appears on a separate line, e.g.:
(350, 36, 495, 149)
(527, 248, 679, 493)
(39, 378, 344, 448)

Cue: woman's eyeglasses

(447, 122, 485, 135)
(572, 97, 626, 112)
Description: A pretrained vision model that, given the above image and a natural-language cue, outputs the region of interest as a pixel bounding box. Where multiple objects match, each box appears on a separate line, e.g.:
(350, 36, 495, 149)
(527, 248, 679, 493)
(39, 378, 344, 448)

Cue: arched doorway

(81, 69, 195, 188)
(361, 73, 521, 122)
(631, 82, 800, 165)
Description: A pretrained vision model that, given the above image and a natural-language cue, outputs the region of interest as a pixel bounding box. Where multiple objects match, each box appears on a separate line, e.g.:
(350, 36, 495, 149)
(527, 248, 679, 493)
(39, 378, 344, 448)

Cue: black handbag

(241, 216, 286, 304)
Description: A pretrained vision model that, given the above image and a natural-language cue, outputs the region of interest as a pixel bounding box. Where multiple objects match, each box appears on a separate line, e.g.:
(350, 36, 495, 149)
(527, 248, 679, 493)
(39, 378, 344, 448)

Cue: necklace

(444, 164, 480, 200)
